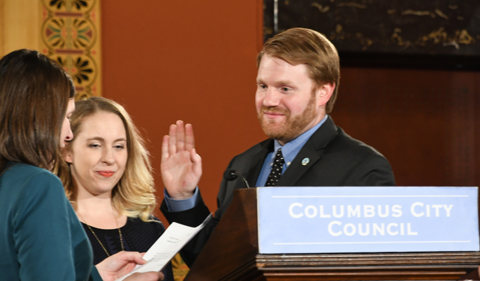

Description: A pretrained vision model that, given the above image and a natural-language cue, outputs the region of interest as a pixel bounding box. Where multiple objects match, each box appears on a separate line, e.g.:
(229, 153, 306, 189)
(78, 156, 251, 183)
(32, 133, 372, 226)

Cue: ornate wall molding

(40, 0, 102, 99)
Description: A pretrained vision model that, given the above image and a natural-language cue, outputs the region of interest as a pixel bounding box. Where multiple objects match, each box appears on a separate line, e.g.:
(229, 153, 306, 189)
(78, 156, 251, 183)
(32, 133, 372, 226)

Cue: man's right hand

(161, 120, 202, 200)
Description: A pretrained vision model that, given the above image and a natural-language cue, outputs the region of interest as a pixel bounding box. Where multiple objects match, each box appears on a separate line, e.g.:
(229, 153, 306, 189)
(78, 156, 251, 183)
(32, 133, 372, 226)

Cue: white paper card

(117, 214, 212, 280)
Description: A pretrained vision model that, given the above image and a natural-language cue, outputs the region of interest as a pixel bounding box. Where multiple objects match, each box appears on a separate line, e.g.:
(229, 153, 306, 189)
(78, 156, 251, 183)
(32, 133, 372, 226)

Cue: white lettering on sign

(288, 202, 453, 237)
(328, 221, 418, 237)
(410, 202, 454, 217)
(288, 204, 403, 218)
(289, 203, 303, 218)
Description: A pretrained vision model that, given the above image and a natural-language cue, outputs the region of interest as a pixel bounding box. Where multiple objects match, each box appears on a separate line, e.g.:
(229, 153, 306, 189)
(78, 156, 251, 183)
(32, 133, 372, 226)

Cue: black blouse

(82, 216, 174, 281)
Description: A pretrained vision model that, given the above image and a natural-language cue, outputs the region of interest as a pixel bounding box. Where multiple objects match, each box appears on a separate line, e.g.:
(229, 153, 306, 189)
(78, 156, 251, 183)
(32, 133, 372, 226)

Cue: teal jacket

(0, 162, 102, 281)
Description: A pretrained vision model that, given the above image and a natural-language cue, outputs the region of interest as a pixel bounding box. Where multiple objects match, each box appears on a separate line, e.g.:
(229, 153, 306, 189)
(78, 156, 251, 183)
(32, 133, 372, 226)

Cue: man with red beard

(160, 28, 395, 267)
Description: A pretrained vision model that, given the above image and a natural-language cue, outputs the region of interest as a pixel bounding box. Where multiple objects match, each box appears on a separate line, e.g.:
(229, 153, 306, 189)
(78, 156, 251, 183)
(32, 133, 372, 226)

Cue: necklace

(77, 211, 125, 257)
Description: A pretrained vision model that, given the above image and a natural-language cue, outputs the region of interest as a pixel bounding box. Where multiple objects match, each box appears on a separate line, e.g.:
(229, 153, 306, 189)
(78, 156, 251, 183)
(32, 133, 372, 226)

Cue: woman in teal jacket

(0, 49, 163, 281)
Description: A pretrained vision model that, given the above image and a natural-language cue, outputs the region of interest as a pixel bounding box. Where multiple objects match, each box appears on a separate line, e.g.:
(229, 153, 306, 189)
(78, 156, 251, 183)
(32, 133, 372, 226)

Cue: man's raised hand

(161, 120, 202, 199)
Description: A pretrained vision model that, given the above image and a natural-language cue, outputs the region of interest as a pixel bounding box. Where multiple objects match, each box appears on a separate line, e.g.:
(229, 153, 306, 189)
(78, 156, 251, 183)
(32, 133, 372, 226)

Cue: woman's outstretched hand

(96, 251, 164, 281)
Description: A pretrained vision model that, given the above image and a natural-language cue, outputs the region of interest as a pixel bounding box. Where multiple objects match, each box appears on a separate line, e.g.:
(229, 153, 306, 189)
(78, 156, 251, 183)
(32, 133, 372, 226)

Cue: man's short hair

(257, 28, 340, 113)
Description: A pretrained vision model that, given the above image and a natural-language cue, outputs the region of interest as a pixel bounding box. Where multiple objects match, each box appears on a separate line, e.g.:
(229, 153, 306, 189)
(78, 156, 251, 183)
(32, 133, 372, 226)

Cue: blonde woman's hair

(58, 97, 155, 221)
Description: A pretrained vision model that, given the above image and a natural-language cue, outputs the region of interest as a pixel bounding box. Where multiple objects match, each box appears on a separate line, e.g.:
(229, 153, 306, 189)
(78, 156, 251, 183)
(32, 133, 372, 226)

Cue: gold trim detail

(40, 0, 102, 99)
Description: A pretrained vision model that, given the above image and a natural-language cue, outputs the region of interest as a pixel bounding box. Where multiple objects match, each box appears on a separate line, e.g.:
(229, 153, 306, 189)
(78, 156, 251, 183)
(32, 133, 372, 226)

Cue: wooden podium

(185, 188, 480, 280)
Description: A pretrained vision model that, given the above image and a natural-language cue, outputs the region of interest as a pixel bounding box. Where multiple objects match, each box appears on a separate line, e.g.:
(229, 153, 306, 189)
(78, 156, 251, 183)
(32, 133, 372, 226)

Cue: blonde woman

(59, 97, 173, 280)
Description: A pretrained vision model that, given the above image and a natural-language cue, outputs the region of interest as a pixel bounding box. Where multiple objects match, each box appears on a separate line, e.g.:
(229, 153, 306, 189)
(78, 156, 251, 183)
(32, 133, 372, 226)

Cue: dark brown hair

(0, 49, 75, 173)
(257, 28, 340, 113)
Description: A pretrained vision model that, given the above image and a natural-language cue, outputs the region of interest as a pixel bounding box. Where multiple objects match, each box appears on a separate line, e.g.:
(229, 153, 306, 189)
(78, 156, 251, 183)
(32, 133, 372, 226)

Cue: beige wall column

(0, 0, 101, 98)
(0, 0, 41, 55)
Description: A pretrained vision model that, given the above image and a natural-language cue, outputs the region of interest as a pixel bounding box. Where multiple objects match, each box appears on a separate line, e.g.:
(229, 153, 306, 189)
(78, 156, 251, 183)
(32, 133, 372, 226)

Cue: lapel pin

(302, 158, 309, 166)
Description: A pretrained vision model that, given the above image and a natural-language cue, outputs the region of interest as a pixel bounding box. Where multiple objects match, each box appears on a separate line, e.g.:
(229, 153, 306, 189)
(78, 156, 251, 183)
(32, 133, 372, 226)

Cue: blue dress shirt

(255, 115, 327, 187)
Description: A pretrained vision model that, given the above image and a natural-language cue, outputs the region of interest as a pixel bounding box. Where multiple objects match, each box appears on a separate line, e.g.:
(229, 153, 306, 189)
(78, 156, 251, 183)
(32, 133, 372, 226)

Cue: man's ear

(316, 83, 335, 107)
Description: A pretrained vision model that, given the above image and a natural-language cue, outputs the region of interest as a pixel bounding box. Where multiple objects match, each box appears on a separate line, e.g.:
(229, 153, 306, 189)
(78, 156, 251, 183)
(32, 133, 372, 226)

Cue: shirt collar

(273, 115, 328, 167)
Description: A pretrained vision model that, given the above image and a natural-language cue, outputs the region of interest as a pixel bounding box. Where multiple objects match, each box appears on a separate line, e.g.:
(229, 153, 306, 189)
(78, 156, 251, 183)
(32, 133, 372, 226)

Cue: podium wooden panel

(185, 188, 480, 280)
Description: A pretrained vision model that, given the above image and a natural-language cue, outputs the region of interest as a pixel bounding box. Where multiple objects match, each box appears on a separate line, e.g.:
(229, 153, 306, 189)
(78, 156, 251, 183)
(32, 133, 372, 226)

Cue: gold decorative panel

(40, 0, 102, 99)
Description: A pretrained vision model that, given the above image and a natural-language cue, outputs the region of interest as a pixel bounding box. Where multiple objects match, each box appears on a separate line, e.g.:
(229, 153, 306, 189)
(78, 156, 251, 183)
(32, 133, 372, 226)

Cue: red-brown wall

(101, 1, 480, 225)
(336, 68, 480, 187)
(101, 1, 265, 223)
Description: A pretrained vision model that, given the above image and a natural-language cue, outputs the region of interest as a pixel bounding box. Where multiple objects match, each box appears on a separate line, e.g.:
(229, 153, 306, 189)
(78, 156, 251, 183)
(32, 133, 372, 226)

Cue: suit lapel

(277, 117, 338, 186)
(246, 139, 274, 187)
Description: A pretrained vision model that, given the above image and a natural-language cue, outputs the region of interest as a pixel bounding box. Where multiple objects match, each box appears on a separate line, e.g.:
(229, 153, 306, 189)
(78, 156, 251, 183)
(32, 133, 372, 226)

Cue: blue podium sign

(257, 187, 479, 254)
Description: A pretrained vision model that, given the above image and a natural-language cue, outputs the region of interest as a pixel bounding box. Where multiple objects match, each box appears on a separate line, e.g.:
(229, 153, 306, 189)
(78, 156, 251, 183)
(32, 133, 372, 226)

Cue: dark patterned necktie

(265, 148, 284, 186)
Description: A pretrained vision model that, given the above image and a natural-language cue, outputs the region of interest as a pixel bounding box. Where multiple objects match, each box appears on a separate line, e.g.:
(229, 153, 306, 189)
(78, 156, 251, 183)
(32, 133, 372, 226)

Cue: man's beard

(257, 93, 317, 143)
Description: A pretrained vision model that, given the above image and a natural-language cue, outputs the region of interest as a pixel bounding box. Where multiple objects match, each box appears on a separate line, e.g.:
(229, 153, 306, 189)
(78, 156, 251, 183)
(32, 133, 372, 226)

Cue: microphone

(223, 169, 251, 188)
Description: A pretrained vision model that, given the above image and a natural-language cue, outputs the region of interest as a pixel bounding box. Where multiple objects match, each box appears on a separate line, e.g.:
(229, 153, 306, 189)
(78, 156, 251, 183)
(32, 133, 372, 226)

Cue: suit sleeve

(160, 188, 214, 267)
(160, 157, 238, 267)
(344, 153, 395, 186)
